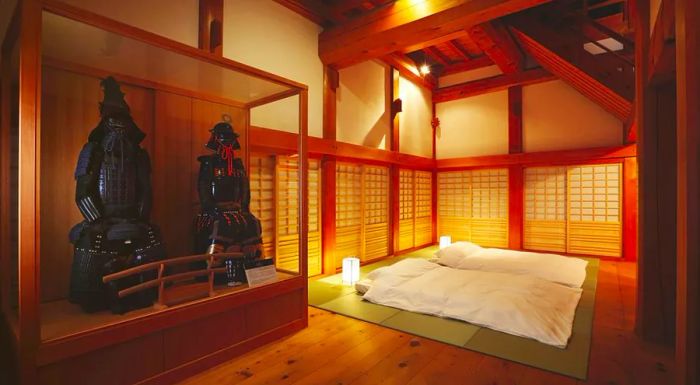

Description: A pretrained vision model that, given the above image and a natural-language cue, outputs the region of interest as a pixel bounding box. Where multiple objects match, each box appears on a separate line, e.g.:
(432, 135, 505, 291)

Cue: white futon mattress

(361, 258, 583, 348)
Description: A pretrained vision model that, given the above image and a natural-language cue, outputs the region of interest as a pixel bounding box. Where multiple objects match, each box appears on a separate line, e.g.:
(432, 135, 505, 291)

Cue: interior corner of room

(0, 0, 697, 384)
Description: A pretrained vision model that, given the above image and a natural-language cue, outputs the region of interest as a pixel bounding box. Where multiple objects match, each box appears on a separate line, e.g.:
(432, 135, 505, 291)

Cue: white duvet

(361, 258, 583, 348)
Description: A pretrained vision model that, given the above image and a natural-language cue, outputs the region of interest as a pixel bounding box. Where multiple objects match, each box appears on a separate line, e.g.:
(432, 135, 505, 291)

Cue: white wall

(436, 90, 509, 159)
(58, 0, 199, 47)
(336, 60, 389, 149)
(224, 0, 324, 137)
(399, 76, 433, 157)
(438, 65, 503, 88)
(523, 80, 622, 152)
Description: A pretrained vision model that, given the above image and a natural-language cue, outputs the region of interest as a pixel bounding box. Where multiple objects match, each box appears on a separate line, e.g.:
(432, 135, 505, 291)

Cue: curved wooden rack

(102, 252, 245, 308)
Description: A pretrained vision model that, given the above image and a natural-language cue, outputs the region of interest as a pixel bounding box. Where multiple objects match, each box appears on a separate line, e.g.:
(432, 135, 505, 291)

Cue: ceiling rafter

(467, 20, 524, 73)
(447, 40, 473, 61)
(424, 46, 452, 66)
(383, 53, 437, 90)
(440, 55, 494, 75)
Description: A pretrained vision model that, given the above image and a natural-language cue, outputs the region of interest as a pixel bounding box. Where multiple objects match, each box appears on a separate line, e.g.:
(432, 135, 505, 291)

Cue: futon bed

(356, 242, 588, 348)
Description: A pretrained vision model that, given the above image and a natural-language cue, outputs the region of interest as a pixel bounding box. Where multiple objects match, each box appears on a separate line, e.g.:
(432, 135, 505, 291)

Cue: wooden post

(675, 0, 700, 382)
(507, 86, 523, 250)
(299, 88, 309, 325)
(198, 0, 223, 55)
(431, 102, 438, 244)
(622, 157, 639, 261)
(321, 67, 337, 274)
(390, 68, 400, 254)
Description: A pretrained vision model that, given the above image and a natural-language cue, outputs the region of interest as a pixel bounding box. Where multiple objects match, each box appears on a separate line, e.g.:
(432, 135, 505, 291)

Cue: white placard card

(245, 265, 278, 287)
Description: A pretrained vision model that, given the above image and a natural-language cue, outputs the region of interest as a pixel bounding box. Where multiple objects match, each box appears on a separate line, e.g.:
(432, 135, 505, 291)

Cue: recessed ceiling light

(419, 64, 431, 75)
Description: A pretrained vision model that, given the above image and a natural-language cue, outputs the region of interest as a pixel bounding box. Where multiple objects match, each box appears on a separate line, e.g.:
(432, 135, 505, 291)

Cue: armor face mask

(205, 122, 241, 176)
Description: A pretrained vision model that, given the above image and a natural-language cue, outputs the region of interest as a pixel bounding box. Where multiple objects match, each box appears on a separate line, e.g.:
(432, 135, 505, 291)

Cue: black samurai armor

(193, 120, 264, 286)
(68, 77, 165, 314)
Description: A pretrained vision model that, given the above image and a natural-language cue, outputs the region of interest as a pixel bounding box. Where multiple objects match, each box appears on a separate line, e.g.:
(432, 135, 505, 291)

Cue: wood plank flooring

(177, 261, 675, 385)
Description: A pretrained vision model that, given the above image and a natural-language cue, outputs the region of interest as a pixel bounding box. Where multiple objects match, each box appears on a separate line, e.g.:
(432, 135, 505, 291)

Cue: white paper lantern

(439, 235, 452, 249)
(342, 257, 360, 286)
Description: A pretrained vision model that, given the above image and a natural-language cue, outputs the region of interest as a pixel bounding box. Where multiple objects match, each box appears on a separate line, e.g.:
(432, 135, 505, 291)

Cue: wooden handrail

(102, 252, 244, 283)
(117, 266, 227, 298)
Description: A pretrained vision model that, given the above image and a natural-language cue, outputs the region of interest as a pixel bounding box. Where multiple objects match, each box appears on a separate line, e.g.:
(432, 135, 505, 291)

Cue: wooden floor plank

(177, 261, 675, 385)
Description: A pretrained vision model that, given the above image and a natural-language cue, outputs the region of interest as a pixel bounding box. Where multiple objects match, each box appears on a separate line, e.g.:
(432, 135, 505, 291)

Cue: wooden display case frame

(0, 1, 310, 384)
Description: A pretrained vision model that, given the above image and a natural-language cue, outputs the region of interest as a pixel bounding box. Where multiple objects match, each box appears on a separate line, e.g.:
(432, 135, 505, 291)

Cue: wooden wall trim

(436, 144, 637, 169)
(508, 86, 523, 154)
(508, 165, 524, 250)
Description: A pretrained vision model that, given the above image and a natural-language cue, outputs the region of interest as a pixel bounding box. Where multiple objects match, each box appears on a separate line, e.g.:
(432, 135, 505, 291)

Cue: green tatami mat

(309, 247, 599, 380)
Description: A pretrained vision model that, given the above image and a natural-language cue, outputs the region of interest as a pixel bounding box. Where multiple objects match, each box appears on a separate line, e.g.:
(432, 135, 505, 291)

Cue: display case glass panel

(37, 9, 306, 341)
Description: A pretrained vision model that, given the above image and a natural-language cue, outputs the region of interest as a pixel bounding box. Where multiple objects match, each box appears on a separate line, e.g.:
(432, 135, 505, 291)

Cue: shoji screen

(250, 154, 322, 275)
(336, 163, 363, 266)
(470, 169, 509, 248)
(437, 171, 471, 241)
(363, 166, 390, 260)
(567, 163, 622, 257)
(398, 169, 415, 251)
(437, 168, 508, 248)
(523, 167, 567, 252)
(398, 169, 434, 251)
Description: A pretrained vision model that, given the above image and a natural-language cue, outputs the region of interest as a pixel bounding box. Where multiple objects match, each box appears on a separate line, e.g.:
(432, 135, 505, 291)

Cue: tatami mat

(308, 246, 600, 380)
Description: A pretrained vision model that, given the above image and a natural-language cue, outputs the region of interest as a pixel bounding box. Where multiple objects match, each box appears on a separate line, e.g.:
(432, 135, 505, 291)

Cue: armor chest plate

(99, 139, 138, 213)
(210, 158, 243, 203)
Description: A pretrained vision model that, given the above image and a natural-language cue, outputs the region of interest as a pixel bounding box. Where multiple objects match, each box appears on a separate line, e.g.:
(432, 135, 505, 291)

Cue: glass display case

(0, 1, 309, 384)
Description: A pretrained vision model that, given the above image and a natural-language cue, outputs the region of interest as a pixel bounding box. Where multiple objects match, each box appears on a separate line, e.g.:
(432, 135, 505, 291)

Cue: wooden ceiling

(274, 0, 396, 28)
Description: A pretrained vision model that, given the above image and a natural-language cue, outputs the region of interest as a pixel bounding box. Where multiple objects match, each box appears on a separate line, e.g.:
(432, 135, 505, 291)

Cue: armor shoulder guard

(74, 142, 98, 178)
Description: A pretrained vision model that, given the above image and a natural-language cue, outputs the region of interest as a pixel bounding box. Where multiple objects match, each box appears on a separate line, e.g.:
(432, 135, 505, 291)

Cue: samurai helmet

(99, 76, 130, 118)
(206, 119, 241, 151)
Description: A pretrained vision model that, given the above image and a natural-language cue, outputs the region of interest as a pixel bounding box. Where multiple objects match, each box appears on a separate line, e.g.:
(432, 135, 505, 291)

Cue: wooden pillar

(198, 0, 224, 55)
(390, 68, 400, 254)
(508, 86, 523, 250)
(622, 157, 639, 262)
(431, 102, 438, 244)
(321, 67, 338, 274)
(634, 0, 676, 345)
(675, 0, 700, 382)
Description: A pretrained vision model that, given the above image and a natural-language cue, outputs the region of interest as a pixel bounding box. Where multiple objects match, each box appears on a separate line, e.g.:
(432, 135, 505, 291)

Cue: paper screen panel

(470, 168, 509, 247)
(567, 163, 622, 257)
(363, 165, 390, 261)
(308, 159, 322, 276)
(437, 171, 471, 241)
(523, 167, 567, 252)
(336, 163, 363, 266)
(414, 171, 433, 247)
(398, 169, 415, 251)
(275, 156, 300, 272)
(249, 154, 276, 259)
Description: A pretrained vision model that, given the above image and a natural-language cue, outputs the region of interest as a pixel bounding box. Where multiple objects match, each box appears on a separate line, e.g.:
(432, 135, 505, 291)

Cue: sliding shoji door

(523, 167, 567, 252)
(470, 169, 509, 248)
(362, 165, 390, 260)
(437, 168, 508, 248)
(250, 154, 322, 275)
(567, 163, 622, 257)
(398, 169, 434, 251)
(437, 171, 471, 241)
(398, 169, 415, 251)
(335, 163, 363, 267)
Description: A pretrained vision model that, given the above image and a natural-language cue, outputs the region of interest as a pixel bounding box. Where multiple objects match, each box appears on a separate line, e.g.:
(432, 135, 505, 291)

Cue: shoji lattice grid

(307, 159, 322, 275)
(523, 167, 567, 252)
(335, 163, 363, 266)
(249, 154, 276, 259)
(470, 168, 509, 247)
(438, 171, 471, 241)
(567, 163, 622, 257)
(398, 169, 415, 251)
(363, 165, 390, 260)
(414, 171, 433, 247)
(275, 156, 300, 272)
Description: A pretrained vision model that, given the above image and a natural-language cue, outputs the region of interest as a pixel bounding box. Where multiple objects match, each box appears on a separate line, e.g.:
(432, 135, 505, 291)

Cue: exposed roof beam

(383, 53, 437, 90)
(467, 21, 524, 73)
(424, 46, 451, 66)
(433, 67, 555, 102)
(319, 0, 552, 68)
(440, 55, 494, 75)
(273, 0, 331, 26)
(448, 40, 472, 60)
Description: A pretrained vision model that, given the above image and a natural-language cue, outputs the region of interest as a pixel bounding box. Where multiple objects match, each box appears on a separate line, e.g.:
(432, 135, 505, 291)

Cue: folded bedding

(435, 242, 588, 288)
(362, 258, 583, 348)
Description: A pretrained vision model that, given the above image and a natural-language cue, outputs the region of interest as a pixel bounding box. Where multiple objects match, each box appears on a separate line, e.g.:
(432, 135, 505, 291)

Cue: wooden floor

(177, 261, 675, 385)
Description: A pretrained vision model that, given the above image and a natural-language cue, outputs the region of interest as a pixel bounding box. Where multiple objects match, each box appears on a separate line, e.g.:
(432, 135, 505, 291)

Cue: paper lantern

(342, 257, 360, 286)
(439, 235, 452, 249)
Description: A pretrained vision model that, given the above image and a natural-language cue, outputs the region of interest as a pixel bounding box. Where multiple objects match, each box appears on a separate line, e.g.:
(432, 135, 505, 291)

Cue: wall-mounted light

(419, 64, 431, 76)
(439, 235, 452, 249)
(342, 257, 360, 286)
(391, 98, 403, 116)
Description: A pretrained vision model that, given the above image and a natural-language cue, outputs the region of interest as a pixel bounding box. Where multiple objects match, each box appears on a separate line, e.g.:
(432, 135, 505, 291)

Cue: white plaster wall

(522, 80, 622, 152)
(58, 0, 199, 47)
(224, 0, 324, 137)
(438, 65, 503, 88)
(336, 60, 389, 149)
(435, 90, 509, 159)
(399, 75, 433, 157)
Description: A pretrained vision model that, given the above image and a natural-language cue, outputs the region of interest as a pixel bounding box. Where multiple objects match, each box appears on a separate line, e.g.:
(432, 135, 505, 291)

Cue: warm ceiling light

(419, 64, 431, 75)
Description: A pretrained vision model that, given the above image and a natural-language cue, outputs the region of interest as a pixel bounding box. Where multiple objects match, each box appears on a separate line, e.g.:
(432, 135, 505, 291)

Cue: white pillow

(434, 241, 482, 267)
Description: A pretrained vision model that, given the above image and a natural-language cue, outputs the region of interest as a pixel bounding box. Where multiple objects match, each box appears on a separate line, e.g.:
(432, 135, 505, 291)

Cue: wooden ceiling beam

(273, 0, 331, 26)
(424, 46, 451, 66)
(319, 0, 552, 68)
(433, 67, 555, 103)
(448, 40, 472, 60)
(382, 53, 436, 90)
(467, 20, 524, 73)
(440, 55, 494, 75)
